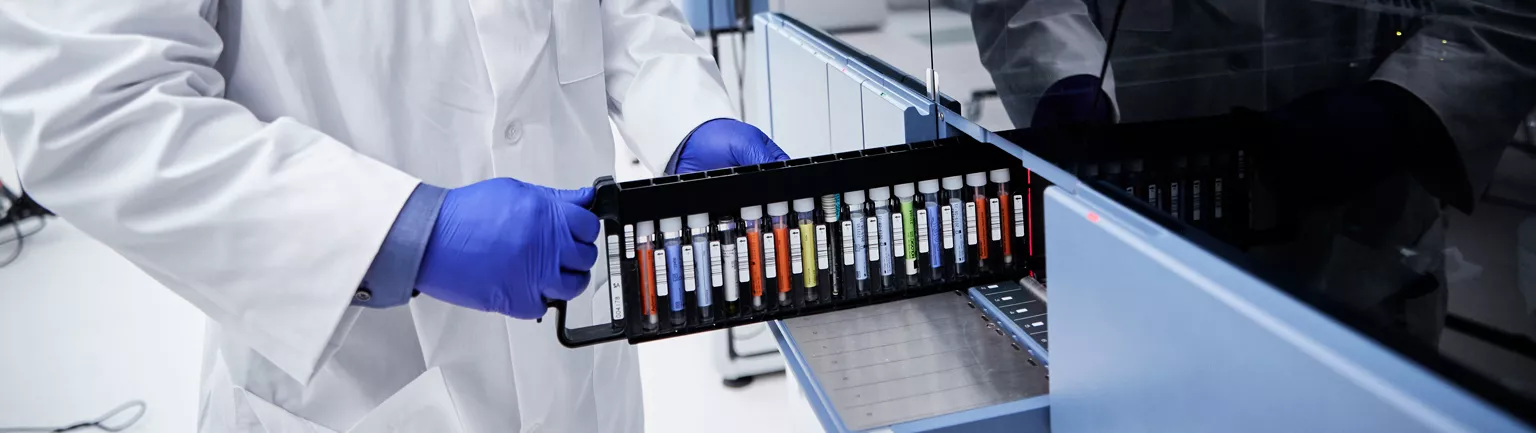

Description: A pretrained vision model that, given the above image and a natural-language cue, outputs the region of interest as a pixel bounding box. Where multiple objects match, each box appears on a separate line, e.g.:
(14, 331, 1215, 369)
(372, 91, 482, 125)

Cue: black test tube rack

(550, 136, 1035, 348)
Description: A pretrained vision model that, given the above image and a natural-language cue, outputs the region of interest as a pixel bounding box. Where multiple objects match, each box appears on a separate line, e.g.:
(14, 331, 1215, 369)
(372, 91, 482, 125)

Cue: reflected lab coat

(0, 1, 735, 432)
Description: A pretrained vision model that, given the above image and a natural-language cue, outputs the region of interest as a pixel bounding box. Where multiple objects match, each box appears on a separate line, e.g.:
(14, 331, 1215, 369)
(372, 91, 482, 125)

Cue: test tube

(767, 201, 793, 307)
(1192, 154, 1211, 229)
(793, 198, 820, 304)
(989, 169, 1019, 271)
(740, 206, 766, 311)
(634, 221, 659, 330)
(1170, 156, 1189, 222)
(894, 183, 921, 288)
(660, 217, 686, 326)
(841, 189, 871, 298)
(820, 194, 843, 300)
(687, 213, 714, 322)
(966, 172, 991, 275)
(717, 216, 742, 316)
(869, 187, 898, 292)
(942, 176, 970, 278)
(918, 179, 946, 283)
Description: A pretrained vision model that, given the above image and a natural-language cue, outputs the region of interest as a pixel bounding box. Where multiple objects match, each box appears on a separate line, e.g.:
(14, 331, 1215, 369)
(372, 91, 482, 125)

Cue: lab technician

(0, 1, 787, 432)
(970, 0, 1535, 343)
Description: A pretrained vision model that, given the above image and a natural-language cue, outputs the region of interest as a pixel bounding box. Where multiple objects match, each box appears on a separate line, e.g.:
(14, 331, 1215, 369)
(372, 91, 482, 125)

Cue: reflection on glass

(970, 0, 1536, 407)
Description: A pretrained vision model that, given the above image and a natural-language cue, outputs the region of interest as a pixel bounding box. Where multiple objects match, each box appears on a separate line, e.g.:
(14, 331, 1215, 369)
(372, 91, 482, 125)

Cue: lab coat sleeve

(971, 0, 1118, 127)
(602, 0, 737, 173)
(0, 2, 420, 384)
(1371, 0, 1536, 200)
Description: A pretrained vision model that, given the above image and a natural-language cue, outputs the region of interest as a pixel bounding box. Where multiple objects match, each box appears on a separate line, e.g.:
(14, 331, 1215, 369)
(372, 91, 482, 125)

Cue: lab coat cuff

(355, 183, 447, 308)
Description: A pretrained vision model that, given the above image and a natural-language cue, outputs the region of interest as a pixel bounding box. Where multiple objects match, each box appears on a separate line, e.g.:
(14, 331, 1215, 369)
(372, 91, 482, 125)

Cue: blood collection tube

(687, 213, 714, 323)
(990, 169, 1020, 271)
(660, 217, 686, 326)
(966, 172, 990, 275)
(1192, 154, 1211, 229)
(869, 186, 898, 292)
(841, 189, 871, 298)
(943, 176, 969, 278)
(919, 179, 946, 283)
(894, 183, 921, 288)
(767, 201, 792, 308)
(634, 221, 659, 330)
(820, 195, 843, 301)
(740, 205, 766, 311)
(793, 198, 820, 304)
(1170, 156, 1189, 223)
(717, 216, 742, 317)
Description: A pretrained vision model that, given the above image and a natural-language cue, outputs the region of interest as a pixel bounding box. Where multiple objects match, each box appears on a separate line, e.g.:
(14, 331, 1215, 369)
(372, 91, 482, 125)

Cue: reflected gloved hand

(666, 118, 789, 175)
(415, 178, 600, 319)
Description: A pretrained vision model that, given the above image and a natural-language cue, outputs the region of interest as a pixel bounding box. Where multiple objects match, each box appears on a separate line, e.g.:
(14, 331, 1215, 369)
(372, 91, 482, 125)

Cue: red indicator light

(1087, 212, 1100, 223)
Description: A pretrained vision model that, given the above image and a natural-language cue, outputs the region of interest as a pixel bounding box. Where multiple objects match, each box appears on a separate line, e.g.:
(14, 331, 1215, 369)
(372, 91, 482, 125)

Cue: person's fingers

(551, 270, 592, 301)
(732, 129, 791, 166)
(562, 202, 601, 244)
(550, 186, 595, 208)
(560, 236, 599, 272)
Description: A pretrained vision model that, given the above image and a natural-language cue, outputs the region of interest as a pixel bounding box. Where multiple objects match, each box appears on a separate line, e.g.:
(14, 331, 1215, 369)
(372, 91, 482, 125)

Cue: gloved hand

(665, 118, 789, 175)
(1032, 74, 1115, 127)
(415, 178, 600, 319)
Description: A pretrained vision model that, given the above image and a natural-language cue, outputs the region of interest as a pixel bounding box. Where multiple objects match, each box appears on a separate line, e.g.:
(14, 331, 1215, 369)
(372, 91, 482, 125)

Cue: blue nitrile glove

(665, 118, 789, 175)
(415, 178, 601, 319)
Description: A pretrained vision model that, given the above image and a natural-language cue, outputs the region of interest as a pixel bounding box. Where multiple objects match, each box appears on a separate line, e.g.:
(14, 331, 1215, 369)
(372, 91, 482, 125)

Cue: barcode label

(1170, 182, 1182, 219)
(892, 213, 905, 258)
(1214, 178, 1224, 218)
(841, 221, 854, 262)
(941, 206, 954, 249)
(654, 250, 669, 296)
(607, 234, 624, 321)
(916, 209, 930, 253)
(865, 217, 879, 261)
(682, 245, 696, 292)
(815, 225, 829, 270)
(763, 233, 777, 278)
(624, 224, 635, 259)
(1192, 180, 1203, 221)
(789, 229, 803, 274)
(1013, 195, 1025, 237)
(709, 241, 723, 287)
(989, 198, 1001, 241)
(965, 202, 978, 246)
(736, 237, 750, 282)
(1148, 185, 1159, 209)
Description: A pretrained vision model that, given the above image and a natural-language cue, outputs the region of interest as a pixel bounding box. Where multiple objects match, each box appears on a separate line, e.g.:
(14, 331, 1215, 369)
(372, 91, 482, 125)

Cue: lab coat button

(503, 121, 523, 145)
(353, 289, 373, 303)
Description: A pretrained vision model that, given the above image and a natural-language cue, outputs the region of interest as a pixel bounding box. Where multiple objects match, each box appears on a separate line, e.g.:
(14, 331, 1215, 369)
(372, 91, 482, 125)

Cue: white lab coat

(0, 1, 735, 432)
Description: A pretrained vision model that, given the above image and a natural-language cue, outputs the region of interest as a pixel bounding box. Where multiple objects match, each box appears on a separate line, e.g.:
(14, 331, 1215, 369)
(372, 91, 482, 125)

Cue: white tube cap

(942, 175, 964, 190)
(989, 169, 1011, 183)
(844, 189, 866, 204)
(659, 217, 683, 233)
(767, 201, 790, 216)
(740, 205, 763, 220)
(635, 221, 656, 237)
(965, 172, 988, 187)
(868, 186, 890, 201)
(793, 198, 815, 213)
(918, 179, 941, 194)
(893, 183, 915, 198)
(687, 213, 710, 229)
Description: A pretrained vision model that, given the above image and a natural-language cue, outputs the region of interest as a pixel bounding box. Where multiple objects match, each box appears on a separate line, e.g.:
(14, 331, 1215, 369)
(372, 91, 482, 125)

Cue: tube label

(965, 202, 978, 246)
(1170, 181, 1182, 219)
(851, 215, 869, 281)
(892, 212, 905, 258)
(736, 237, 750, 282)
(941, 205, 954, 249)
(815, 225, 829, 270)
(655, 250, 669, 297)
(607, 234, 624, 321)
(1013, 195, 1025, 237)
(709, 241, 723, 288)
(624, 224, 635, 259)
(1215, 178, 1224, 219)
(917, 209, 930, 254)
(866, 216, 879, 262)
(722, 239, 740, 301)
(682, 245, 696, 292)
(841, 220, 854, 262)
(989, 198, 1001, 241)
(1192, 180, 1203, 221)
(763, 233, 777, 279)
(789, 229, 803, 274)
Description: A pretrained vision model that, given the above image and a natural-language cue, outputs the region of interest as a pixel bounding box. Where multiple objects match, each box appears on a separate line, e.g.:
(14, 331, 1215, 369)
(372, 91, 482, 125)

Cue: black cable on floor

(0, 400, 145, 432)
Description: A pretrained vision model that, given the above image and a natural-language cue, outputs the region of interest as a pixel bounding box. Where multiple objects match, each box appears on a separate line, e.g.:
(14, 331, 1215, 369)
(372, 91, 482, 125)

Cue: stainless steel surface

(783, 292, 1049, 430)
